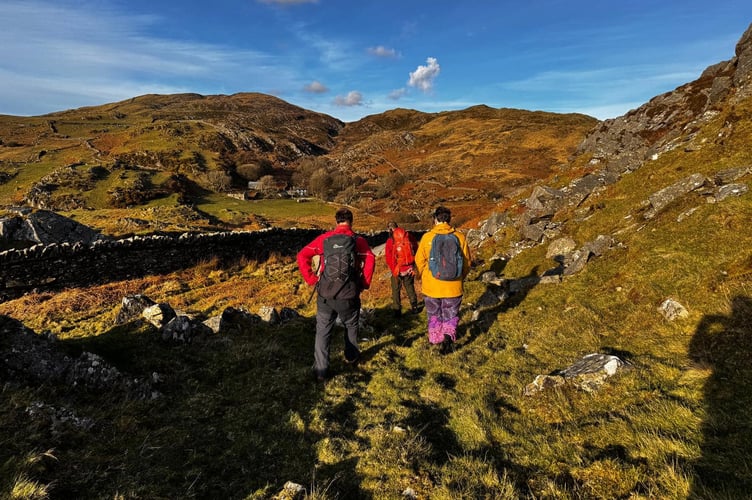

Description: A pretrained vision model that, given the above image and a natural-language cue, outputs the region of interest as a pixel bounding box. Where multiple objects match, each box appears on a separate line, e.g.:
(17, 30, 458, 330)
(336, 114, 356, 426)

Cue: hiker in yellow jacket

(414, 206, 471, 354)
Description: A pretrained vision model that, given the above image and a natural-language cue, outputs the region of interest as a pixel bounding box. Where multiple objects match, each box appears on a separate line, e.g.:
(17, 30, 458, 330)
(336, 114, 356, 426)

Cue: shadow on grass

(0, 314, 361, 499)
(459, 266, 542, 348)
(689, 295, 752, 497)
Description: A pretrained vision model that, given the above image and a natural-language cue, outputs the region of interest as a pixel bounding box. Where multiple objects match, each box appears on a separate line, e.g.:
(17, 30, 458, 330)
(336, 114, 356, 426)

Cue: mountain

(0, 91, 595, 234)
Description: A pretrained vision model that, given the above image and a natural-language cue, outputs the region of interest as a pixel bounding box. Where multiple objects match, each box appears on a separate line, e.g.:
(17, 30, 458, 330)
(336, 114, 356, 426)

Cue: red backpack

(392, 227, 415, 269)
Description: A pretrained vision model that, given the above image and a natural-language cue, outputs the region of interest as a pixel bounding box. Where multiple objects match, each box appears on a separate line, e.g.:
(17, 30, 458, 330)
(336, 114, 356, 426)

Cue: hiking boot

(439, 335, 455, 355)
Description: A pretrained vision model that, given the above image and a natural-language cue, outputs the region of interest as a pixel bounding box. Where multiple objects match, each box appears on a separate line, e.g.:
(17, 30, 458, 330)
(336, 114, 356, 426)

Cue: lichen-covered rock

(142, 303, 177, 329)
(658, 298, 690, 321)
(115, 294, 156, 325)
(525, 353, 630, 395)
(0, 314, 155, 399)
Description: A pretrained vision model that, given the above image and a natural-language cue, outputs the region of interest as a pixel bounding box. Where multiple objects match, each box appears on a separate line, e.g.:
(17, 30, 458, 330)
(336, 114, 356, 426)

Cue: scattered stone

(142, 303, 177, 329)
(203, 306, 261, 335)
(162, 315, 193, 342)
(562, 249, 588, 276)
(713, 166, 751, 185)
(115, 294, 156, 325)
(658, 298, 689, 321)
(258, 306, 280, 325)
(546, 237, 577, 260)
(643, 173, 708, 219)
(526, 185, 565, 213)
(582, 235, 613, 257)
(402, 487, 418, 499)
(558, 353, 627, 378)
(714, 182, 748, 202)
(276, 481, 306, 500)
(0, 314, 155, 399)
(676, 207, 699, 222)
(524, 374, 565, 396)
(0, 208, 108, 248)
(560, 235, 614, 277)
(480, 271, 504, 286)
(524, 353, 630, 395)
(519, 221, 546, 243)
(25, 401, 95, 435)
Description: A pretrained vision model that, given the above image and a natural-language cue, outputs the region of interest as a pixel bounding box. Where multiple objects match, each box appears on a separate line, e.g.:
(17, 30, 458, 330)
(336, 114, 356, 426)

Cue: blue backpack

(428, 232, 463, 281)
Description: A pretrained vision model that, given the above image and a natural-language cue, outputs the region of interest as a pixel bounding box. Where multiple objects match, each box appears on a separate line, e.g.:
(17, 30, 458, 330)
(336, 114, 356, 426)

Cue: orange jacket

(414, 222, 471, 298)
(384, 227, 418, 276)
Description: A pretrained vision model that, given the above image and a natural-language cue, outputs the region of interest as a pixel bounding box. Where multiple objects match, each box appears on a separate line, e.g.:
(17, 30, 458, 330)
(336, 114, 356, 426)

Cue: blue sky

(1, 0, 751, 122)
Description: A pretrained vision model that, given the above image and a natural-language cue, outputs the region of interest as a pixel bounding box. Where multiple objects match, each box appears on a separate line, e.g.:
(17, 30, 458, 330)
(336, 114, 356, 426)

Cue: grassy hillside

(0, 95, 596, 235)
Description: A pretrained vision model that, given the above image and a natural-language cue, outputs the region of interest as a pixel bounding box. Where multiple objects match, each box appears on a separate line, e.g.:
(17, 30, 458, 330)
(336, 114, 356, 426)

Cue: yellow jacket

(415, 222, 471, 298)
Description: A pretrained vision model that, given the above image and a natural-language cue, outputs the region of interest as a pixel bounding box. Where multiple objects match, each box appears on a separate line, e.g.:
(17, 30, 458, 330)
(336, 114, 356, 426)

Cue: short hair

(387, 221, 398, 230)
(335, 207, 353, 224)
(433, 206, 451, 223)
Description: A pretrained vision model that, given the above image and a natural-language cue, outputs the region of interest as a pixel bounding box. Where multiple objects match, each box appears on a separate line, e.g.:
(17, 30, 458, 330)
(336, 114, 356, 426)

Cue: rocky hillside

(0, 90, 595, 235)
(461, 22, 752, 262)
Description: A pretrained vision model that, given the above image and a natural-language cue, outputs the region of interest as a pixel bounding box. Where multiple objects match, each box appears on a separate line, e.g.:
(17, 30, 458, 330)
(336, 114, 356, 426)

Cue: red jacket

(297, 224, 376, 290)
(385, 228, 418, 276)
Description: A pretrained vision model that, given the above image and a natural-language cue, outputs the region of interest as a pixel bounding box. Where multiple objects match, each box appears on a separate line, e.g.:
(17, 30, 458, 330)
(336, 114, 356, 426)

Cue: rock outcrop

(0, 208, 107, 249)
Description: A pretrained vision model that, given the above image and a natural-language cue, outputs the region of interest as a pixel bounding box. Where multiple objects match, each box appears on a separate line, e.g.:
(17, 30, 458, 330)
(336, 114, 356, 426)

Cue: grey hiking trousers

(314, 295, 361, 378)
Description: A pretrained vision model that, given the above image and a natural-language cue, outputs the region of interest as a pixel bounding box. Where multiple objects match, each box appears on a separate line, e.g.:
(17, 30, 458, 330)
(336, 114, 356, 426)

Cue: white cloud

(304, 81, 329, 93)
(368, 46, 399, 58)
(334, 91, 364, 107)
(408, 57, 440, 92)
(388, 88, 407, 100)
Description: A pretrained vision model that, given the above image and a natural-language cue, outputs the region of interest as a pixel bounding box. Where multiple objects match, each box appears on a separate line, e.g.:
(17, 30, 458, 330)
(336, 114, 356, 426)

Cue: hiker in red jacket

(297, 208, 375, 382)
(384, 221, 420, 317)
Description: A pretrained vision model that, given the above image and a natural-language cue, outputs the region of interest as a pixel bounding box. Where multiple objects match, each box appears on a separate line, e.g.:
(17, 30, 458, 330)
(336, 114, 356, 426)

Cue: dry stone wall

(0, 228, 388, 300)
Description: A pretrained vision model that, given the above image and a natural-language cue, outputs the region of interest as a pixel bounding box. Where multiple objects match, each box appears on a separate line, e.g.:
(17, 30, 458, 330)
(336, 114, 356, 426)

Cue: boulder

(115, 294, 156, 325)
(258, 306, 280, 325)
(142, 303, 177, 329)
(524, 353, 630, 395)
(644, 173, 708, 219)
(0, 208, 108, 249)
(203, 307, 261, 334)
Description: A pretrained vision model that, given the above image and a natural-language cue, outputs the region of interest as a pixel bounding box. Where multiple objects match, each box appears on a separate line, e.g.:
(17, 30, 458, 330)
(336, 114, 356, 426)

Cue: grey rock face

(0, 208, 107, 248)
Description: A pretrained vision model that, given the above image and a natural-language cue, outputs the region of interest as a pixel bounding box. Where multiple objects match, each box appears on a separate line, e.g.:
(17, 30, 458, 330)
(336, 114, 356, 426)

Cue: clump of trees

(292, 157, 356, 201)
(236, 159, 274, 182)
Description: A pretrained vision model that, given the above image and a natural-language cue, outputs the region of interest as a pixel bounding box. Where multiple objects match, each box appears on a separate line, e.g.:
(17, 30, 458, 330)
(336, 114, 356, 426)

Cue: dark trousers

(390, 273, 418, 311)
(314, 295, 361, 377)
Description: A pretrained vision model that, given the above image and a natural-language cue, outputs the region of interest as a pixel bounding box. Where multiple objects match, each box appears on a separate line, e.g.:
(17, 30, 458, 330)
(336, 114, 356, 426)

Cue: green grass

(197, 194, 331, 220)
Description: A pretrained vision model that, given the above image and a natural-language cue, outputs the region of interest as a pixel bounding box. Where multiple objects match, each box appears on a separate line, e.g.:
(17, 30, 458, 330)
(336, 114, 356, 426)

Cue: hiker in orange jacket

(384, 221, 420, 317)
(414, 206, 471, 354)
(297, 208, 375, 382)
